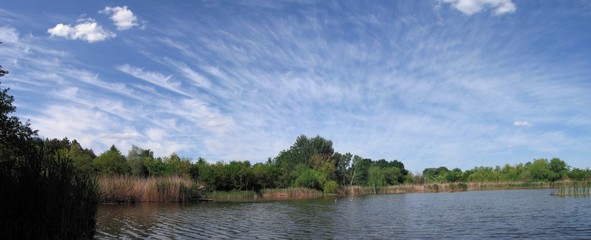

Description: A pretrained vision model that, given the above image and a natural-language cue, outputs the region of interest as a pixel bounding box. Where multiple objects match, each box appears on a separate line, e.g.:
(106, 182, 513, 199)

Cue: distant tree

(383, 166, 402, 185)
(127, 145, 149, 177)
(423, 166, 449, 182)
(333, 152, 352, 185)
(162, 152, 191, 176)
(93, 145, 130, 175)
(66, 140, 96, 175)
(351, 157, 372, 185)
(367, 166, 384, 193)
(549, 158, 567, 179)
(294, 167, 323, 190)
(445, 168, 464, 182)
(529, 159, 559, 181)
(273, 135, 335, 187)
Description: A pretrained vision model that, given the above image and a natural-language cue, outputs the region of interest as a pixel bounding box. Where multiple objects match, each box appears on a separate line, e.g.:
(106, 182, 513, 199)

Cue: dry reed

(98, 176, 204, 203)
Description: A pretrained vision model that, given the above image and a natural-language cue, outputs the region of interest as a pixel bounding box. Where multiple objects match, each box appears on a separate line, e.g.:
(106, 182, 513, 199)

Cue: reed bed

(208, 188, 325, 202)
(343, 181, 568, 196)
(466, 181, 559, 190)
(555, 187, 591, 196)
(262, 187, 324, 200)
(554, 186, 591, 197)
(98, 176, 204, 203)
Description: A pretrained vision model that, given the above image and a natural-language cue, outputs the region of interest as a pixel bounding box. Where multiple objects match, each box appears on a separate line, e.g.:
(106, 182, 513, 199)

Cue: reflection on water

(96, 189, 591, 239)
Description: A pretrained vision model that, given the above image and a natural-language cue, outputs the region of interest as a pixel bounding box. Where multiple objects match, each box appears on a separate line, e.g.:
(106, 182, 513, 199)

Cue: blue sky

(1, 0, 590, 172)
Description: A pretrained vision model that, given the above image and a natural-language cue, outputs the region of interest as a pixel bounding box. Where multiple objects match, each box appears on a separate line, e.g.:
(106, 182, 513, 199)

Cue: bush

(294, 168, 322, 190)
(323, 180, 338, 194)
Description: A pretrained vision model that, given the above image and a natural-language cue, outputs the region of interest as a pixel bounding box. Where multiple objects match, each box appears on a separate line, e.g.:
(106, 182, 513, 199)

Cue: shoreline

(98, 178, 589, 204)
(207, 181, 565, 202)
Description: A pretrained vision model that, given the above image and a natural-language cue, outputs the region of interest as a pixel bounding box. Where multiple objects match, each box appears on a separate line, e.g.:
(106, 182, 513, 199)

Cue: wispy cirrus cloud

(0, 26, 19, 43)
(117, 64, 187, 97)
(3, 1, 591, 170)
(167, 60, 212, 89)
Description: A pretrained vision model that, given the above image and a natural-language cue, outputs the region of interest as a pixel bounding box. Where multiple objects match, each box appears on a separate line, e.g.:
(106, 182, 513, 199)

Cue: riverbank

(97, 176, 590, 203)
(208, 181, 572, 202)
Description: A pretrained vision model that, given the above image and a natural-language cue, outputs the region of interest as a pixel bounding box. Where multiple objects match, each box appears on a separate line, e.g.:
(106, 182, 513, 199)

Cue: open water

(95, 189, 591, 239)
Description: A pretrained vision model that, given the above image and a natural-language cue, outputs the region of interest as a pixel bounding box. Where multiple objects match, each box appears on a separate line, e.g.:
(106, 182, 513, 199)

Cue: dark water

(95, 189, 591, 239)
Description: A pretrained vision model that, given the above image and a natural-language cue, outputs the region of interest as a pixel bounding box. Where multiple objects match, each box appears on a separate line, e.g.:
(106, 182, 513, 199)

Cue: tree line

(44, 134, 591, 195)
(421, 158, 589, 183)
(44, 135, 413, 194)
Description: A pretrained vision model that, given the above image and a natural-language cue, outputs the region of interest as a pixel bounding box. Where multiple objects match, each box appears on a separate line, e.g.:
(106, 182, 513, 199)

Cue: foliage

(127, 145, 150, 177)
(0, 69, 99, 239)
(93, 145, 129, 175)
(323, 180, 338, 194)
(367, 166, 384, 193)
(416, 158, 586, 184)
(294, 168, 323, 190)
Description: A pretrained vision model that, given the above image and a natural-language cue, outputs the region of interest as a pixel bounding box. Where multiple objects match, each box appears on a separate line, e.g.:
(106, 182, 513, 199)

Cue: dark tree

(0, 65, 99, 239)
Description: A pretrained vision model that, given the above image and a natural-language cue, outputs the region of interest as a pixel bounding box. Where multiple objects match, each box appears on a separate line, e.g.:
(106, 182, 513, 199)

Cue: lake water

(95, 189, 591, 239)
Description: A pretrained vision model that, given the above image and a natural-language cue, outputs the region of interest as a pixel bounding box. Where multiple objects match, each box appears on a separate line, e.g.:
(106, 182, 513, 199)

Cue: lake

(95, 189, 591, 239)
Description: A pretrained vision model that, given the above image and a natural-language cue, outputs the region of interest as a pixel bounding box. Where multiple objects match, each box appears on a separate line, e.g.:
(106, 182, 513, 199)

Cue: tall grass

(0, 154, 99, 239)
(98, 176, 205, 203)
(553, 181, 591, 197)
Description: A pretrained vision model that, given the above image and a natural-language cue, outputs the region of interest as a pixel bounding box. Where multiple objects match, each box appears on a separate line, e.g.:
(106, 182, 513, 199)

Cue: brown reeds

(207, 187, 325, 202)
(98, 176, 204, 203)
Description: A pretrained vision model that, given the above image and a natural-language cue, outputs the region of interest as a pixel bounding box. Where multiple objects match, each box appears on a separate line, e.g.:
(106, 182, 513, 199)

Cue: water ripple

(96, 189, 591, 239)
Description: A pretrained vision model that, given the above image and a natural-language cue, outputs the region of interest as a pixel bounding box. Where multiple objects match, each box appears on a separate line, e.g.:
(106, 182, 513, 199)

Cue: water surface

(96, 189, 591, 239)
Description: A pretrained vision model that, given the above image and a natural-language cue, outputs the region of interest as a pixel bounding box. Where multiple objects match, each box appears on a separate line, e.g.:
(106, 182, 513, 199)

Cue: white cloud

(443, 0, 516, 15)
(513, 121, 532, 127)
(101, 6, 139, 30)
(47, 19, 115, 43)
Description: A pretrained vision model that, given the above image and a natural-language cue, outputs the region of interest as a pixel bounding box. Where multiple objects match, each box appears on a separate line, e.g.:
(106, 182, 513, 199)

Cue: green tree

(445, 168, 464, 182)
(549, 158, 567, 179)
(65, 140, 97, 175)
(146, 157, 166, 176)
(273, 135, 335, 187)
(93, 145, 130, 175)
(333, 152, 352, 185)
(383, 166, 402, 185)
(294, 167, 323, 190)
(528, 159, 559, 181)
(423, 166, 449, 182)
(127, 145, 149, 177)
(351, 156, 372, 185)
(252, 162, 278, 190)
(367, 166, 384, 193)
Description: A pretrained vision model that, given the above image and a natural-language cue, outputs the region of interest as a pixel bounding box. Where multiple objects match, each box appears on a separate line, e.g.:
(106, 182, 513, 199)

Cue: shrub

(323, 180, 338, 194)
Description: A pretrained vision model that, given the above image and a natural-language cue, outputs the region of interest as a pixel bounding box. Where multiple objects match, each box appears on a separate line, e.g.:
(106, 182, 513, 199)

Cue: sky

(1, 0, 590, 172)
